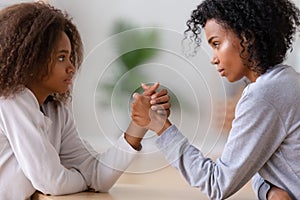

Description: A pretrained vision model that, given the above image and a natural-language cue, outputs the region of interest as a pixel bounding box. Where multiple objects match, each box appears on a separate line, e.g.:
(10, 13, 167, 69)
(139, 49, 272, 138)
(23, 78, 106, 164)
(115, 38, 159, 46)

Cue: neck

(246, 70, 259, 83)
(26, 85, 49, 106)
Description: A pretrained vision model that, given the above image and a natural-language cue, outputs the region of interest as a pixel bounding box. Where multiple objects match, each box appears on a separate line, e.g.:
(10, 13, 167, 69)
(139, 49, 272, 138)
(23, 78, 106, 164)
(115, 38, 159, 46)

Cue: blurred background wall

(1, 0, 300, 172)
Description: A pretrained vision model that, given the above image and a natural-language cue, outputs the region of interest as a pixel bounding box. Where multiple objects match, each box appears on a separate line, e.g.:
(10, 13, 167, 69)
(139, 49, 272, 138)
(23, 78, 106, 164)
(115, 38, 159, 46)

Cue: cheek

(218, 43, 232, 58)
(223, 49, 243, 67)
(218, 50, 236, 66)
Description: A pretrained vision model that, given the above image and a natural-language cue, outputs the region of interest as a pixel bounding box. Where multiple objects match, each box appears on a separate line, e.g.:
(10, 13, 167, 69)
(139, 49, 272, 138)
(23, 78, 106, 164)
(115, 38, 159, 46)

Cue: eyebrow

(207, 36, 217, 44)
(57, 49, 70, 54)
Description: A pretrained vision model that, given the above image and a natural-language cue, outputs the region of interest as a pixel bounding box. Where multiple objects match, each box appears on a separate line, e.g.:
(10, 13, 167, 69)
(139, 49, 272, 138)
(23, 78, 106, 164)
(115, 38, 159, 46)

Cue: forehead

(56, 31, 71, 51)
(204, 19, 237, 41)
(205, 20, 226, 37)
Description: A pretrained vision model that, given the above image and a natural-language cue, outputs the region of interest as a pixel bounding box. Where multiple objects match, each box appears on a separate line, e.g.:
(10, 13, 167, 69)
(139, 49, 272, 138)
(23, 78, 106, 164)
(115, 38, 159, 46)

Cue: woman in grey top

(131, 0, 300, 199)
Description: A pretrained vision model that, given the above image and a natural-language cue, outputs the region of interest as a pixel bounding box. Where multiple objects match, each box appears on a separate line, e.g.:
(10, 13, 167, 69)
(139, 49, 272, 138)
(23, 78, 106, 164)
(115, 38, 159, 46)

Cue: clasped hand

(131, 83, 171, 135)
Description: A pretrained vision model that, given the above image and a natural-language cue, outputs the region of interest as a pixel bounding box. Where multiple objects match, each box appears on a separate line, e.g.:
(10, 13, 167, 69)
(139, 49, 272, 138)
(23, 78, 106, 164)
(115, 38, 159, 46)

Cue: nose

(67, 62, 76, 75)
(210, 56, 219, 65)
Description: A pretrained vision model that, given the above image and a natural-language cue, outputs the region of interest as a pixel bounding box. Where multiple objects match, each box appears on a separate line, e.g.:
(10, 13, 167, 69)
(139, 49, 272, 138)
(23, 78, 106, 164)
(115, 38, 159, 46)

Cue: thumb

(132, 92, 141, 100)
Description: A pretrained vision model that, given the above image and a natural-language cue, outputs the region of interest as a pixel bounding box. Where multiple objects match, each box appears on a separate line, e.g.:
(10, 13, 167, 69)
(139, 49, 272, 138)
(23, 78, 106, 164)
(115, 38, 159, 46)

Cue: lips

(217, 68, 225, 76)
(64, 77, 73, 84)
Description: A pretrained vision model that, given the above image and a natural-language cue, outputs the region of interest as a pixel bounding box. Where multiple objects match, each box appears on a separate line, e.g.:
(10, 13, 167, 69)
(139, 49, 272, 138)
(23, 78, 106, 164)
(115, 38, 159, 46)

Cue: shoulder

(237, 65, 300, 114)
(245, 65, 300, 100)
(0, 88, 39, 112)
(0, 89, 47, 132)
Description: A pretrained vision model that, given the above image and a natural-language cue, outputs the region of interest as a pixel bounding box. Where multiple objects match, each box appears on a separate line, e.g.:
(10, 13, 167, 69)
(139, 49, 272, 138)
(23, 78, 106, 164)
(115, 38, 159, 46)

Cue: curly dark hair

(0, 1, 83, 102)
(185, 0, 300, 75)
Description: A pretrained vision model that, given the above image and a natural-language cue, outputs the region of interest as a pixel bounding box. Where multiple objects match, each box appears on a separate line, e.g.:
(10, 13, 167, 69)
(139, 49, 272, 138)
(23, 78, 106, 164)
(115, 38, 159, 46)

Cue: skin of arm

(267, 186, 292, 200)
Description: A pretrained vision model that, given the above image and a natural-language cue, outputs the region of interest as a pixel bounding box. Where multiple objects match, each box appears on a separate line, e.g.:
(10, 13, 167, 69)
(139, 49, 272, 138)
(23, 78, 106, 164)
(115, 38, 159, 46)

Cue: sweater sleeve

(0, 93, 87, 195)
(156, 93, 287, 199)
(252, 173, 271, 200)
(58, 105, 138, 192)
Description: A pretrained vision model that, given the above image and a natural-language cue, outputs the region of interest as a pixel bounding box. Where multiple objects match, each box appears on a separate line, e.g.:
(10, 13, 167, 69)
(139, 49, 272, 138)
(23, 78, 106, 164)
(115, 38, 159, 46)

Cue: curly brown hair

(0, 1, 83, 102)
(184, 0, 300, 75)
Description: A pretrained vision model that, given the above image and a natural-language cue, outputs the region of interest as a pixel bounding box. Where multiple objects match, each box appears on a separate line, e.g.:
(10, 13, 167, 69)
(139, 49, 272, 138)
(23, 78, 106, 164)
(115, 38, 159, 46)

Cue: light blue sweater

(156, 64, 300, 199)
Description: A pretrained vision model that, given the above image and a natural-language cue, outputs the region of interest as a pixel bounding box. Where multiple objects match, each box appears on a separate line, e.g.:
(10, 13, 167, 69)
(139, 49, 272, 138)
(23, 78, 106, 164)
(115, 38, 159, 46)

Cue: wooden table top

(32, 166, 255, 200)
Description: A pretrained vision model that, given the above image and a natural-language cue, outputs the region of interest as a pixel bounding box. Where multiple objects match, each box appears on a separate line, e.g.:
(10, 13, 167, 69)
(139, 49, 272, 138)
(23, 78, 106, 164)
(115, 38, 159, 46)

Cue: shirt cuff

(156, 125, 183, 148)
(155, 125, 189, 162)
(117, 134, 141, 153)
(258, 181, 271, 200)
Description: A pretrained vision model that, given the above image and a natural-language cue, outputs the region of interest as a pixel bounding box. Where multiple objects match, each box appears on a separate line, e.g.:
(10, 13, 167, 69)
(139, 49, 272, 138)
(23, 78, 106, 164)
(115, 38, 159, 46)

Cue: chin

(226, 76, 243, 83)
(226, 78, 235, 82)
(55, 88, 69, 94)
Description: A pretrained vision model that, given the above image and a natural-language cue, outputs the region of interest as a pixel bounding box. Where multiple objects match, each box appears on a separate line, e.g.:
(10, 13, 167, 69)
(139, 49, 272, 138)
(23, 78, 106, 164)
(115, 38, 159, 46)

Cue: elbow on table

(30, 176, 82, 196)
(93, 182, 114, 193)
(34, 183, 68, 196)
(189, 180, 231, 200)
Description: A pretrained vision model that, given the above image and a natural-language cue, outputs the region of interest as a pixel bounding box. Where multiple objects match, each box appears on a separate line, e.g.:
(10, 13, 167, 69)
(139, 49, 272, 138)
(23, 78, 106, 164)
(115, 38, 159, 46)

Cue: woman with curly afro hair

(131, 0, 300, 199)
(0, 2, 170, 199)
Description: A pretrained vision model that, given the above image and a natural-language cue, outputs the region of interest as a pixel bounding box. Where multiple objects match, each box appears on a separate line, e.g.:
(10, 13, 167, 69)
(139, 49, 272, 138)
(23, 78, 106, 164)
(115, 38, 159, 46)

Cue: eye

(212, 42, 220, 48)
(58, 55, 65, 62)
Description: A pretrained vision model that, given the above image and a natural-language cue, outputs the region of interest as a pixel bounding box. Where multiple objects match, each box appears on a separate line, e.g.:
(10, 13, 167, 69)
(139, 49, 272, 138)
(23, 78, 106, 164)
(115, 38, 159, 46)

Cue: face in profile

(38, 31, 76, 95)
(205, 19, 255, 82)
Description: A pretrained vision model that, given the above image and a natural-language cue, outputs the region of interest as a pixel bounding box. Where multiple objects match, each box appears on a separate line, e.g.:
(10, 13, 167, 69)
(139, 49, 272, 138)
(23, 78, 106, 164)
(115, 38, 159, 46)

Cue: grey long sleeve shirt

(156, 64, 300, 199)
